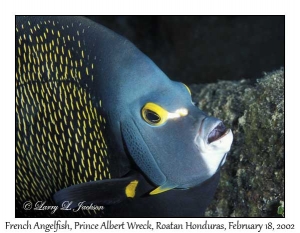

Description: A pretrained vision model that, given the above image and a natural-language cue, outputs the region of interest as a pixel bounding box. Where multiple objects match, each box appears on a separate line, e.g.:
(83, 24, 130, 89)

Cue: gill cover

(120, 119, 167, 186)
(121, 119, 180, 195)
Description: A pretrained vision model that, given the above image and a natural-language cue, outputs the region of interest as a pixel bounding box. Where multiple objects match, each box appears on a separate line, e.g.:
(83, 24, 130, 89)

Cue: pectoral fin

(149, 182, 178, 195)
(53, 172, 140, 208)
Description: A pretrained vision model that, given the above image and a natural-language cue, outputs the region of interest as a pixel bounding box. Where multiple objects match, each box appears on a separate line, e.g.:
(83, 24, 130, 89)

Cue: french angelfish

(15, 16, 233, 217)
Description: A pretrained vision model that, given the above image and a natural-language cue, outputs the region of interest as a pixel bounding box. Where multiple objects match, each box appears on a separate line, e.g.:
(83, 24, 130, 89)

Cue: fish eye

(144, 110, 161, 123)
(141, 103, 169, 126)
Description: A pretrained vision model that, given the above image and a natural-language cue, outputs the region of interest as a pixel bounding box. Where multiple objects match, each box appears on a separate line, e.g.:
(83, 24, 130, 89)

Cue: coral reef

(190, 68, 284, 217)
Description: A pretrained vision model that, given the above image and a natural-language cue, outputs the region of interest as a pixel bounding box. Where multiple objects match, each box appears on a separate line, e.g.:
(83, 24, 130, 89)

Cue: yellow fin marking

(150, 186, 175, 195)
(125, 180, 139, 198)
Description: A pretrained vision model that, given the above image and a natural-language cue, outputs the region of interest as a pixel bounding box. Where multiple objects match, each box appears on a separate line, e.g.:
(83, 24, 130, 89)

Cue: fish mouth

(194, 116, 233, 152)
(207, 122, 230, 144)
(193, 117, 233, 181)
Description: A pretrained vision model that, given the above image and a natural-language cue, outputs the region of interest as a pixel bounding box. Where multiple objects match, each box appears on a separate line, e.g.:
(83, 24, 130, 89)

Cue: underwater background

(86, 16, 284, 84)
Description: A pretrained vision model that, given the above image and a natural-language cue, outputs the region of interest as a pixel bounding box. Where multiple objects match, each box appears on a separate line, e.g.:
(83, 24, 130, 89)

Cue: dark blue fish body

(16, 16, 233, 217)
(104, 172, 220, 217)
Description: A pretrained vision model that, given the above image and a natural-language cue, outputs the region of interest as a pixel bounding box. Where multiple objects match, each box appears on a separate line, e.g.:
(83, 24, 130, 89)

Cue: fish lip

(196, 117, 229, 145)
(205, 120, 226, 144)
(207, 122, 230, 144)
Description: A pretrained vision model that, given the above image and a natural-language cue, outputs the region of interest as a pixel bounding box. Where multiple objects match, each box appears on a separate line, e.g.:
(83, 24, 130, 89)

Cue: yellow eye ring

(141, 103, 169, 126)
(142, 103, 189, 126)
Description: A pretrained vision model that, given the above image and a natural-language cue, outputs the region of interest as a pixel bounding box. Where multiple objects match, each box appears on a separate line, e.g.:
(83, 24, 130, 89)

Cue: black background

(86, 16, 284, 84)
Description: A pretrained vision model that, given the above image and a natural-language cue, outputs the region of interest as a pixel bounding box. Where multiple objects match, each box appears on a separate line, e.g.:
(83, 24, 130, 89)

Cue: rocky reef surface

(190, 68, 284, 217)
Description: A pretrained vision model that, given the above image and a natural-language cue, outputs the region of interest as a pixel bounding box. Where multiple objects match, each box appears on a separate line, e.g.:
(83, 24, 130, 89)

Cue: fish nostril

(207, 122, 227, 144)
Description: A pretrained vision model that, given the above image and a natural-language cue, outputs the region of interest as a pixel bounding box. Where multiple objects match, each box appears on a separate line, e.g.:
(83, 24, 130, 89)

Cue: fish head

(112, 67, 233, 192)
(95, 31, 233, 194)
(140, 82, 232, 190)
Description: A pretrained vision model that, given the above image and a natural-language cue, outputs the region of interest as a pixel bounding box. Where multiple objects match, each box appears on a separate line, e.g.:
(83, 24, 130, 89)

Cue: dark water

(86, 16, 284, 84)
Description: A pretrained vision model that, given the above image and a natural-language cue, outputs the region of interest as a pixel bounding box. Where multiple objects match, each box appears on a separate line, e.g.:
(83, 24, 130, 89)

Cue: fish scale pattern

(16, 17, 111, 217)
